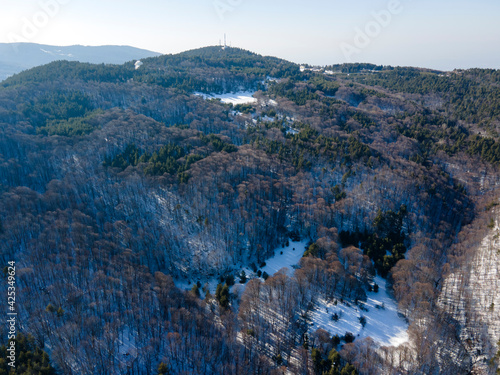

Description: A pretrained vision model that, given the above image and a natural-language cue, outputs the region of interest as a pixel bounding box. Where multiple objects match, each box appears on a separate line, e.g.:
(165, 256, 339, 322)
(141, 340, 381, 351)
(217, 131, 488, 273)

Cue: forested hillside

(0, 46, 499, 374)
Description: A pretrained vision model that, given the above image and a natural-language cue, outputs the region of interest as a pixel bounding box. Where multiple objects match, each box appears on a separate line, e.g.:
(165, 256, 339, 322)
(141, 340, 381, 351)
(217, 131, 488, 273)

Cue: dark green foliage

(269, 79, 321, 105)
(3, 47, 301, 96)
(340, 205, 408, 277)
(356, 68, 500, 127)
(103, 143, 206, 181)
(326, 349, 342, 375)
(350, 111, 376, 128)
(103, 144, 144, 170)
(45, 304, 56, 313)
(143, 144, 186, 176)
(303, 243, 320, 258)
(331, 335, 341, 347)
(309, 76, 340, 96)
(200, 134, 238, 153)
(0, 333, 56, 375)
(311, 348, 323, 373)
(396, 115, 500, 165)
(331, 185, 346, 202)
(234, 103, 255, 114)
(358, 68, 454, 95)
(136, 46, 302, 93)
(343, 332, 355, 344)
(157, 362, 171, 375)
(3, 60, 134, 87)
(19, 90, 94, 128)
(325, 63, 388, 73)
(239, 270, 247, 284)
(191, 284, 200, 298)
(37, 117, 95, 137)
(273, 353, 283, 366)
(251, 123, 374, 171)
(149, 46, 302, 81)
(488, 218, 495, 229)
(223, 274, 235, 286)
(467, 135, 500, 165)
(215, 283, 230, 309)
(311, 346, 358, 375)
(344, 136, 372, 164)
(37, 110, 104, 136)
(340, 363, 358, 375)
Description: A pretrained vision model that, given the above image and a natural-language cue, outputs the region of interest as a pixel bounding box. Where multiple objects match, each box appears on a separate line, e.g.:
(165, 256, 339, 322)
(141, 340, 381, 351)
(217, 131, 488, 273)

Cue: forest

(0, 46, 499, 374)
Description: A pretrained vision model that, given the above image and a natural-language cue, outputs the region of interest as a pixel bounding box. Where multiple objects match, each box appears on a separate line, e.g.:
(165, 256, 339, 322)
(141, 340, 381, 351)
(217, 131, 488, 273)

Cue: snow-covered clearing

(174, 238, 408, 348)
(309, 276, 409, 347)
(194, 91, 257, 105)
(260, 240, 307, 277)
(174, 239, 307, 294)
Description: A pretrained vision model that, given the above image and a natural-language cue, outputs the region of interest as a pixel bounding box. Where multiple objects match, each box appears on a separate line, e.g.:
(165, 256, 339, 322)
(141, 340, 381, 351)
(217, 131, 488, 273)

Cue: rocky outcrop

(439, 213, 500, 374)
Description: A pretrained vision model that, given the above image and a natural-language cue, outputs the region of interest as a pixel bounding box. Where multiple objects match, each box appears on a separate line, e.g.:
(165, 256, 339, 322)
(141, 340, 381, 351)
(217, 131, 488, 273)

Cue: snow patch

(194, 91, 257, 105)
(261, 115, 275, 122)
(260, 240, 307, 277)
(39, 48, 74, 58)
(309, 276, 409, 347)
(174, 239, 307, 293)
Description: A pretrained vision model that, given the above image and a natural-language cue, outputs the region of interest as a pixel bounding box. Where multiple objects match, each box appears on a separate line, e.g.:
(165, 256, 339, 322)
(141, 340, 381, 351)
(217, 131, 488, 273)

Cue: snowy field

(174, 239, 409, 348)
(174, 239, 307, 293)
(259, 240, 307, 277)
(194, 91, 257, 105)
(309, 276, 409, 347)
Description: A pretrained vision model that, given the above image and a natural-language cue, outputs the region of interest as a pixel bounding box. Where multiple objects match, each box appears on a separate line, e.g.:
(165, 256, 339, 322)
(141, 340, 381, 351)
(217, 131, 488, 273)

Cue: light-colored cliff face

(439, 215, 500, 374)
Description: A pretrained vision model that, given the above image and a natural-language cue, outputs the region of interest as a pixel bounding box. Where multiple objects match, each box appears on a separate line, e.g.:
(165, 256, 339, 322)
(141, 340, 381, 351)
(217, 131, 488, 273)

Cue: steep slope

(439, 207, 500, 374)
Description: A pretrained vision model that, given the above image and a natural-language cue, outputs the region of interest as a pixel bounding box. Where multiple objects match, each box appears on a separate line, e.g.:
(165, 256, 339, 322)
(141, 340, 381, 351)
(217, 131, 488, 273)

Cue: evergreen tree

(157, 361, 171, 375)
(215, 283, 230, 308)
(0, 333, 56, 374)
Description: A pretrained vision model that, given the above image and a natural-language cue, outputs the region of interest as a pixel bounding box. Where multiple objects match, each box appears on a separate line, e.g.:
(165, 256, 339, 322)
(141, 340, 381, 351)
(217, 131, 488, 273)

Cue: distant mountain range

(0, 43, 161, 81)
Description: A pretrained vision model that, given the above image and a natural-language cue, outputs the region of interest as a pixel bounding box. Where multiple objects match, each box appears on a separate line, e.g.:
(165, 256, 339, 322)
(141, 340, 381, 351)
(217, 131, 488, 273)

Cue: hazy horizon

(1, 0, 499, 71)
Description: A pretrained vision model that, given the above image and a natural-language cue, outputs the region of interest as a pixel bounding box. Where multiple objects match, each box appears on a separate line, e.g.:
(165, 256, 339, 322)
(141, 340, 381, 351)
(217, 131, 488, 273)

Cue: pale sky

(1, 0, 499, 71)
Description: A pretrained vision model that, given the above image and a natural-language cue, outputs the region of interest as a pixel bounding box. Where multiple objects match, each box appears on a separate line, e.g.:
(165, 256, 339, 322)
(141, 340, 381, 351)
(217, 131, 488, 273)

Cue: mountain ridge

(0, 42, 162, 81)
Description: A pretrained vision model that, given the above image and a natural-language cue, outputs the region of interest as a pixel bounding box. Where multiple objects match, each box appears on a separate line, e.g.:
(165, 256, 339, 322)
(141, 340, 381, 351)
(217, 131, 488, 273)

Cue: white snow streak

(194, 91, 257, 105)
